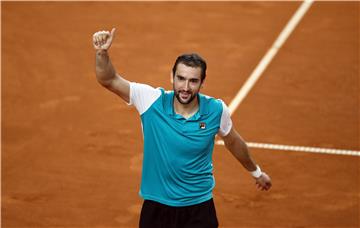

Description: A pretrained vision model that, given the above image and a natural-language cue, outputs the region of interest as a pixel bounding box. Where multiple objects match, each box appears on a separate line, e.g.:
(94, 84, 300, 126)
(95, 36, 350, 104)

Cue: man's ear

(170, 71, 174, 84)
(200, 78, 205, 88)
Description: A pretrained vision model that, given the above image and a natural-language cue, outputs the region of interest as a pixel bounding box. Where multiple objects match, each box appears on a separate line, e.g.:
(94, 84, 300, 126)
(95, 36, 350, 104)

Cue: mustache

(177, 89, 192, 93)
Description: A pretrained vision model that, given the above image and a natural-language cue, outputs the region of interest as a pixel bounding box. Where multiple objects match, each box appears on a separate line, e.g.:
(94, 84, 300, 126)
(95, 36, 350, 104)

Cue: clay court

(2, 1, 359, 227)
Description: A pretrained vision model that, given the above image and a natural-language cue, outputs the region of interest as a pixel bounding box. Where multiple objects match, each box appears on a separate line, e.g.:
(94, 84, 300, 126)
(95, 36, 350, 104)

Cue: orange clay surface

(2, 2, 359, 227)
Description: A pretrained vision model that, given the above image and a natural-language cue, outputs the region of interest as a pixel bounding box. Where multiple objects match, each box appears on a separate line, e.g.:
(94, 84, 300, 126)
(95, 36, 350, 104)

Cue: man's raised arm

(93, 28, 130, 103)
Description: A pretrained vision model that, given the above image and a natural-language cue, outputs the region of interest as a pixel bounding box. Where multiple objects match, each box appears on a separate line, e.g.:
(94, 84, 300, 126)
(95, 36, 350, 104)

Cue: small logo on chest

(199, 122, 206, 129)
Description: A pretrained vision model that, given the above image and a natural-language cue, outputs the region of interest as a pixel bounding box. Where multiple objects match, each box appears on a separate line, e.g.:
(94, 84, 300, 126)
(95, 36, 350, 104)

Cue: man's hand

(255, 172, 272, 191)
(93, 28, 116, 51)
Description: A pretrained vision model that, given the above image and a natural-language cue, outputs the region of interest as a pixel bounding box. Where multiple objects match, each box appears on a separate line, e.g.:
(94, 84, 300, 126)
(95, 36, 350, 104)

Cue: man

(93, 28, 272, 228)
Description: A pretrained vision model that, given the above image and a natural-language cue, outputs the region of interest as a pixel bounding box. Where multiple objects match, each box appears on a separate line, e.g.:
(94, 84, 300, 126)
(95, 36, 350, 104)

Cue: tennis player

(93, 28, 272, 228)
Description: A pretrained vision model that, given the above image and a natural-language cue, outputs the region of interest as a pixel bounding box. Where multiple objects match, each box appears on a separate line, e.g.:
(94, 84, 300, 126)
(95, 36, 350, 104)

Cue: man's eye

(177, 76, 185, 80)
(190, 79, 199, 83)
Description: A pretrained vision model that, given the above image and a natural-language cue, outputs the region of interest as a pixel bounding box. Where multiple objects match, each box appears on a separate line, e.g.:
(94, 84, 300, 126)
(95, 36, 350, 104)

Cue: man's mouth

(180, 91, 191, 100)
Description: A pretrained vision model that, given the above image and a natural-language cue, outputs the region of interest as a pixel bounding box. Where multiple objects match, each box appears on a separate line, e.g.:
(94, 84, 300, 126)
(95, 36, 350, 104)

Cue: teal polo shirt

(131, 83, 226, 207)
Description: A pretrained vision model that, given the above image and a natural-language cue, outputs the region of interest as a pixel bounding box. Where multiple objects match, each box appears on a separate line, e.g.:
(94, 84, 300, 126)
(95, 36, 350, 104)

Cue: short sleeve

(217, 101, 233, 137)
(129, 82, 162, 115)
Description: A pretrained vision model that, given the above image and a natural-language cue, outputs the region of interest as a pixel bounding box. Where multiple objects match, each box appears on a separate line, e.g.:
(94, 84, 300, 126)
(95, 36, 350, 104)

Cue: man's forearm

(95, 49, 117, 86)
(224, 135, 257, 172)
(222, 128, 272, 190)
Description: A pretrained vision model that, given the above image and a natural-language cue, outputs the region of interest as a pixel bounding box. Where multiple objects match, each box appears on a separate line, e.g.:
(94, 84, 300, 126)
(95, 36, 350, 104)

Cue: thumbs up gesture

(93, 28, 116, 51)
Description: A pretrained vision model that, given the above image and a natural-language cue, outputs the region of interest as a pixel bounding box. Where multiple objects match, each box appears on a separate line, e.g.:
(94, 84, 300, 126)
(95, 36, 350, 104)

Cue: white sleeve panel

(129, 82, 162, 115)
(218, 100, 233, 137)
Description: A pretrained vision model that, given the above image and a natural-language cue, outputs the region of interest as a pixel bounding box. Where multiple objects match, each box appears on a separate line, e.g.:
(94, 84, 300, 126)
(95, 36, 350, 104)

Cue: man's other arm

(220, 127, 272, 191)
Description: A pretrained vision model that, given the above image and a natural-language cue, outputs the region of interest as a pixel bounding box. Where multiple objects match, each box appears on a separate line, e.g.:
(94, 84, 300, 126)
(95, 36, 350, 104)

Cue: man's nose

(184, 80, 190, 90)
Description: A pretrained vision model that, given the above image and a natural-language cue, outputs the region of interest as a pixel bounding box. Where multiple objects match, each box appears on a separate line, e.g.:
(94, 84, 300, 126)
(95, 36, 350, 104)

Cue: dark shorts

(139, 198, 219, 228)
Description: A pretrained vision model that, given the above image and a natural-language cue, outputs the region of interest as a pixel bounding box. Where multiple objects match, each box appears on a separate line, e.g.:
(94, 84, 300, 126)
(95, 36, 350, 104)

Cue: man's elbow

(96, 76, 113, 88)
(223, 130, 247, 151)
(223, 135, 236, 150)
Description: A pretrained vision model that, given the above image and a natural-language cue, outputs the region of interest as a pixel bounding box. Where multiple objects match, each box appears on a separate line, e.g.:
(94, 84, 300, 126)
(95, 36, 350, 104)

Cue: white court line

(216, 140, 360, 157)
(228, 0, 314, 114)
(223, 0, 360, 156)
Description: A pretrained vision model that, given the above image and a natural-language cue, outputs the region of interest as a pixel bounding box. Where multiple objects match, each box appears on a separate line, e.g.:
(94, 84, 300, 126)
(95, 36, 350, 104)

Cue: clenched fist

(255, 172, 272, 191)
(93, 28, 116, 50)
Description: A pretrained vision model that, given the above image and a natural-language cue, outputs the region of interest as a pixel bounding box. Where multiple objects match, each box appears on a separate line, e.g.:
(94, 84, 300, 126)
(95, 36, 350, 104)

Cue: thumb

(110, 28, 116, 38)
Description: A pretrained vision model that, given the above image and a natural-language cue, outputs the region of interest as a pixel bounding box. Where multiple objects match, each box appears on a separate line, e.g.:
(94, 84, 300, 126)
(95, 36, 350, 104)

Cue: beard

(174, 89, 198, 105)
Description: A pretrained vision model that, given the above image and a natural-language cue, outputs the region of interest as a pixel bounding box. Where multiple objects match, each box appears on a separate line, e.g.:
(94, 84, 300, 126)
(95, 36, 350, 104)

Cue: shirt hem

(139, 192, 213, 207)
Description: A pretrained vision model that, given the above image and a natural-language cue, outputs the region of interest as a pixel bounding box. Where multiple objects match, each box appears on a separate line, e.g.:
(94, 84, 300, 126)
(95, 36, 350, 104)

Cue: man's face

(173, 63, 203, 105)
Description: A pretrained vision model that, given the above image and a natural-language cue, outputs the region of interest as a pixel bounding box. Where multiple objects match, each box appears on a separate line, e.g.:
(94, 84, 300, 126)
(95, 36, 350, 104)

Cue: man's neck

(173, 96, 199, 119)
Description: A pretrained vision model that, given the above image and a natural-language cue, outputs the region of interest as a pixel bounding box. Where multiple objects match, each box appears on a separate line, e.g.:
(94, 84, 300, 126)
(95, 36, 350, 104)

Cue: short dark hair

(172, 53, 207, 82)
